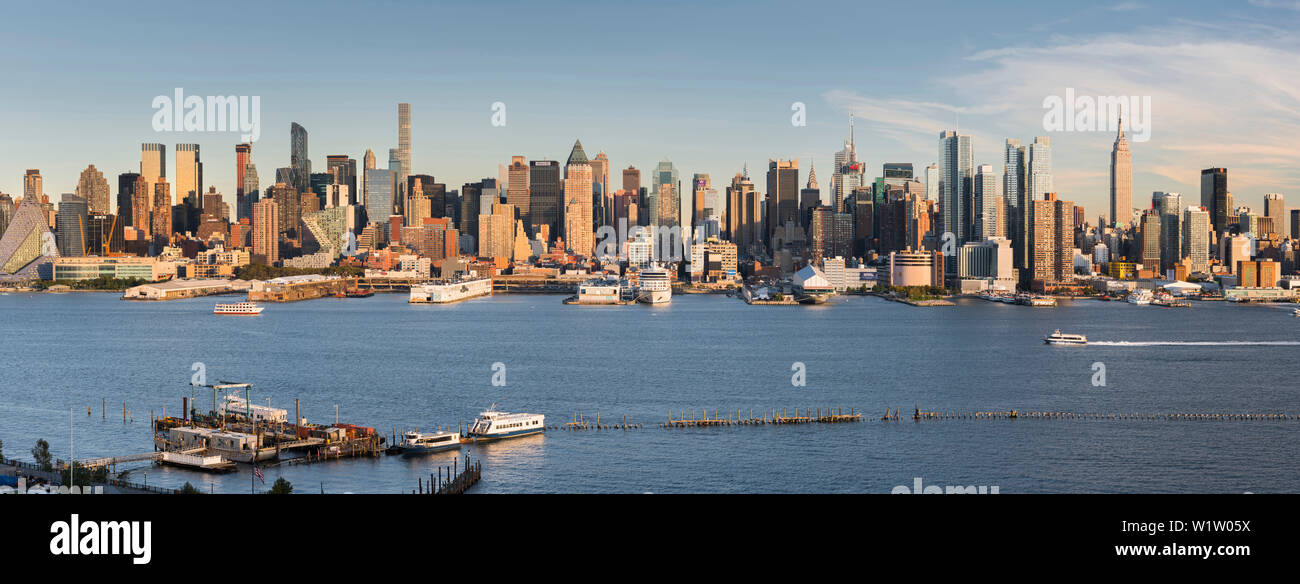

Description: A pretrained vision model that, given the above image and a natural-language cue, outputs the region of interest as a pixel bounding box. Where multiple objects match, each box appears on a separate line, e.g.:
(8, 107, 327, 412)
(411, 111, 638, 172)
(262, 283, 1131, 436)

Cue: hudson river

(2, 292, 1297, 493)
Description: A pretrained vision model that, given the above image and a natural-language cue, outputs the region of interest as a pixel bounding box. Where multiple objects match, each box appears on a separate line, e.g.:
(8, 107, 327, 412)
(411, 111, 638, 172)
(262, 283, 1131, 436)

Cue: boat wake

(1089, 340, 1300, 347)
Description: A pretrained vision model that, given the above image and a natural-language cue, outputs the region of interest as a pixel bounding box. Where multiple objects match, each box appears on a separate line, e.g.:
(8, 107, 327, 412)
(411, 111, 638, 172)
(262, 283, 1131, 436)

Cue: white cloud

(825, 20, 1300, 221)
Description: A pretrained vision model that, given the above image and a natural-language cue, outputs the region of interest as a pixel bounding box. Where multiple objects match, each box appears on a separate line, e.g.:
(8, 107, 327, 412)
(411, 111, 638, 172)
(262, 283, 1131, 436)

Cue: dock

(413, 454, 481, 495)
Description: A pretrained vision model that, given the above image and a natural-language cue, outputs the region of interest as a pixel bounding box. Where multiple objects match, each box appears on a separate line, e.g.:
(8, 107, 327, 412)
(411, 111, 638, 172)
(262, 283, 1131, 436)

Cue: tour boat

(399, 430, 462, 454)
(464, 404, 545, 443)
(1293, 308, 1300, 317)
(1044, 330, 1088, 346)
(213, 302, 264, 315)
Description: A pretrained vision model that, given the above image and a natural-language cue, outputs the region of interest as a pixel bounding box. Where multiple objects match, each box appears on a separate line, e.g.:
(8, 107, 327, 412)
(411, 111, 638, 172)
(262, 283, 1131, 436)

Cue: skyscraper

(56, 194, 88, 257)
(1003, 139, 1027, 268)
(974, 164, 1000, 241)
(622, 165, 640, 194)
(290, 122, 310, 194)
(1029, 192, 1074, 286)
(1200, 168, 1229, 238)
(75, 165, 111, 215)
(1027, 136, 1052, 204)
(397, 103, 411, 200)
(726, 171, 755, 251)
(235, 143, 252, 199)
(563, 162, 594, 256)
(1110, 119, 1132, 228)
(116, 172, 140, 229)
(176, 143, 202, 208)
(766, 159, 798, 250)
(1263, 193, 1284, 238)
(938, 131, 973, 245)
(529, 160, 560, 241)
(590, 151, 610, 227)
(364, 169, 395, 230)
(23, 169, 43, 204)
(506, 156, 530, 228)
(1183, 206, 1211, 273)
(832, 115, 861, 212)
(361, 149, 376, 206)
(1155, 192, 1183, 272)
(326, 155, 357, 205)
(693, 173, 717, 228)
(140, 143, 165, 209)
(252, 197, 279, 265)
(650, 158, 680, 228)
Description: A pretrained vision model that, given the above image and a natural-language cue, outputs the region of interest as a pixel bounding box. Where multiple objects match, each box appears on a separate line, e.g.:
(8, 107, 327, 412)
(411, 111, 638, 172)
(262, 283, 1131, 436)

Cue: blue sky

(1, 0, 1297, 224)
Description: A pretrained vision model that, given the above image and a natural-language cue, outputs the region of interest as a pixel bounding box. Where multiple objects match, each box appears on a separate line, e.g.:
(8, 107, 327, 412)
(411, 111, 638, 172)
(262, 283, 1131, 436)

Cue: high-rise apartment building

(397, 103, 411, 200)
(175, 143, 202, 208)
(140, 144, 165, 209)
(563, 161, 594, 256)
(1183, 206, 1211, 273)
(75, 165, 111, 215)
(252, 197, 279, 265)
(939, 131, 973, 245)
(290, 123, 310, 194)
(1029, 192, 1074, 286)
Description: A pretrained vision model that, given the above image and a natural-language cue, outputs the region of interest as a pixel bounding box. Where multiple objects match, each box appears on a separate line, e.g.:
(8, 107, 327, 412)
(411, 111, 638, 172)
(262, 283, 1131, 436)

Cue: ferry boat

(1044, 330, 1087, 345)
(213, 301, 264, 315)
(409, 278, 492, 304)
(564, 278, 631, 305)
(464, 404, 545, 443)
(399, 430, 461, 454)
(637, 267, 672, 304)
(1127, 289, 1153, 305)
(1292, 308, 1300, 317)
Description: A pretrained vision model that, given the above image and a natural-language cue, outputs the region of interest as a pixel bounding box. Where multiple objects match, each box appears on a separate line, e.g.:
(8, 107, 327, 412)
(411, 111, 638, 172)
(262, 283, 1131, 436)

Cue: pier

(413, 454, 481, 494)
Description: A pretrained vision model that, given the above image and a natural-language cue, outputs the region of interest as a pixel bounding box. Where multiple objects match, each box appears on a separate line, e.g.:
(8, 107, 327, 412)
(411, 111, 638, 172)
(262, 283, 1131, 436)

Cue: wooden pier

(413, 454, 481, 495)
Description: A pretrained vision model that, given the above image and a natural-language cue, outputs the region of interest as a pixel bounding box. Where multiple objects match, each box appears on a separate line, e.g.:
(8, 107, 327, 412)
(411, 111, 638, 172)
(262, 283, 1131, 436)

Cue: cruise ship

(464, 404, 545, 442)
(409, 278, 492, 304)
(398, 430, 461, 454)
(637, 267, 672, 304)
(213, 301, 264, 315)
(1044, 330, 1088, 345)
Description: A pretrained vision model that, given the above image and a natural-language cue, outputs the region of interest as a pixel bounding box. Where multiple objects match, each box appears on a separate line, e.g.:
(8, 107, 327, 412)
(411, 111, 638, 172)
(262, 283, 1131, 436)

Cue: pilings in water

(903, 408, 1298, 422)
(413, 454, 481, 495)
(661, 407, 863, 428)
(558, 412, 642, 430)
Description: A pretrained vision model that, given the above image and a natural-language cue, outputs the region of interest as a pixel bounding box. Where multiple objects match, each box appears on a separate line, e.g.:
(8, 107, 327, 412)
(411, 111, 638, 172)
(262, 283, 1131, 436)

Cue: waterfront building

(1237, 259, 1280, 288)
(1029, 192, 1075, 287)
(888, 250, 944, 288)
(0, 195, 58, 277)
(51, 256, 164, 281)
(957, 237, 1016, 292)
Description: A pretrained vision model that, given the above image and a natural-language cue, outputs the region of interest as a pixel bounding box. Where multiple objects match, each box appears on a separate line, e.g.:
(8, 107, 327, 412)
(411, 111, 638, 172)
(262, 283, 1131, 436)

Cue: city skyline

(1, 1, 1297, 222)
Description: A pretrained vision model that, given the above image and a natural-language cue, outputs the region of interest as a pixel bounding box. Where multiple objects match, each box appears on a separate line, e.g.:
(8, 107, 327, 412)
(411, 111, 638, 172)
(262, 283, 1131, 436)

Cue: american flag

(252, 463, 264, 484)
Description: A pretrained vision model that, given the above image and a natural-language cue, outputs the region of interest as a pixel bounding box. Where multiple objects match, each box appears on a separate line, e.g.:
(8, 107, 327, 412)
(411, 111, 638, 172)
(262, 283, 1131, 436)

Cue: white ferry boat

(564, 278, 629, 305)
(465, 404, 545, 442)
(214, 301, 264, 315)
(637, 267, 672, 304)
(409, 278, 492, 304)
(1127, 289, 1153, 305)
(399, 430, 461, 454)
(1044, 330, 1087, 345)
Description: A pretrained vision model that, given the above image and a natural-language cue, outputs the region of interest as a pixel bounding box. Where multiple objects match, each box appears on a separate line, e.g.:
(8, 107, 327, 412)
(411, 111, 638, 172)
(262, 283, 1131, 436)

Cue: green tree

(32, 439, 51, 471)
(268, 477, 293, 494)
(179, 482, 201, 494)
